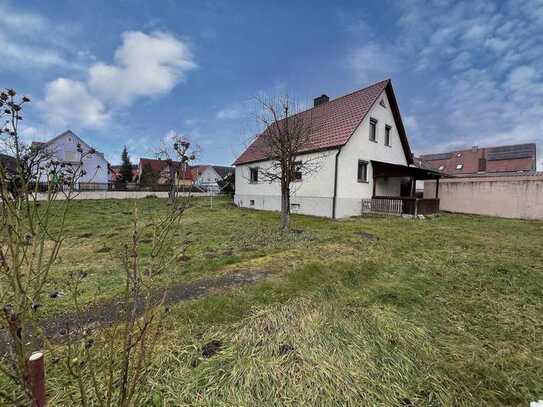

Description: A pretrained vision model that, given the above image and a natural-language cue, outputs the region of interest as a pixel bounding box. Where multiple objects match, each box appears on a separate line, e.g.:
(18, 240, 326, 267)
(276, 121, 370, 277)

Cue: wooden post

(435, 178, 440, 198)
(410, 176, 416, 198)
(28, 351, 46, 407)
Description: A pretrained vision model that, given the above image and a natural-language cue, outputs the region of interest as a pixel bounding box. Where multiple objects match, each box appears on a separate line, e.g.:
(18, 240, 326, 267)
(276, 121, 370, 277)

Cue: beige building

(424, 173, 543, 220)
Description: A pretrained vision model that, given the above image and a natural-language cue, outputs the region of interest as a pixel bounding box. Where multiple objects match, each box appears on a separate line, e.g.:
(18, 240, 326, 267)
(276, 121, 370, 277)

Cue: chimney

(314, 94, 329, 107)
(471, 145, 478, 152)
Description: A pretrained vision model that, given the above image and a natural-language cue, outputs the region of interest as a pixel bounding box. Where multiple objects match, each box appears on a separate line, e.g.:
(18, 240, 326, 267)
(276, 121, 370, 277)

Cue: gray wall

(425, 175, 543, 219)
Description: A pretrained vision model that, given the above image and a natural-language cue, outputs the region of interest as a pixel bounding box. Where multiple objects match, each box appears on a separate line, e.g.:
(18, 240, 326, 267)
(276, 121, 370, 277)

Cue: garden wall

(424, 174, 543, 219)
(36, 191, 213, 201)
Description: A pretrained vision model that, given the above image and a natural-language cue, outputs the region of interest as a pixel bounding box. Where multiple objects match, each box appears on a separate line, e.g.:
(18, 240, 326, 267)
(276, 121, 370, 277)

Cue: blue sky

(3, 0, 543, 168)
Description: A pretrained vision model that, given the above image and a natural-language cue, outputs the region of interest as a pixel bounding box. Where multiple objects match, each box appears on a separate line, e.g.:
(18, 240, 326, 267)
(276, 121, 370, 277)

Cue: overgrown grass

(8, 197, 543, 405)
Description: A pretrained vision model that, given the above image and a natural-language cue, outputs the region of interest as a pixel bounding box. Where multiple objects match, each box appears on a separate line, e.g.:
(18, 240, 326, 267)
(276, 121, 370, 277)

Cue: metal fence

(33, 182, 207, 193)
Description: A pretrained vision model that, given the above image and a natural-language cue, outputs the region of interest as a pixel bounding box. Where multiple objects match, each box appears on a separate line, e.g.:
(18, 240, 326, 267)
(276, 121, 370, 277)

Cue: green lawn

(16, 198, 543, 404)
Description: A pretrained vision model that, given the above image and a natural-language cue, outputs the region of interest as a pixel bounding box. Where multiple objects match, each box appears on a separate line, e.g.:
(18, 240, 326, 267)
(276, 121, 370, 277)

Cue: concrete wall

(234, 89, 411, 219)
(36, 191, 212, 201)
(424, 176, 543, 219)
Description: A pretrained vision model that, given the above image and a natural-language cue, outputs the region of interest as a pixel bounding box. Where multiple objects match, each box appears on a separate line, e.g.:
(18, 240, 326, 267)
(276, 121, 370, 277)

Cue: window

(293, 161, 302, 181)
(249, 167, 258, 183)
(369, 118, 377, 142)
(456, 164, 463, 170)
(438, 165, 445, 171)
(357, 160, 368, 182)
(64, 151, 78, 162)
(250, 200, 255, 206)
(478, 158, 486, 171)
(291, 203, 301, 209)
(456, 152, 462, 157)
(384, 125, 391, 146)
(379, 99, 386, 108)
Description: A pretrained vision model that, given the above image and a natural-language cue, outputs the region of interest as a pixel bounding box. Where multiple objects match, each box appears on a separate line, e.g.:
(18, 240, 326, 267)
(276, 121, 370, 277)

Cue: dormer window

(439, 165, 444, 171)
(456, 153, 462, 157)
(456, 164, 463, 170)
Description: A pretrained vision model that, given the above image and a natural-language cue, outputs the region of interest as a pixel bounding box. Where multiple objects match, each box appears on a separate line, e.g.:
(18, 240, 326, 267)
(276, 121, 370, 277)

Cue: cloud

(41, 31, 196, 129)
(217, 106, 243, 120)
(40, 78, 109, 128)
(0, 3, 75, 70)
(348, 43, 400, 82)
(348, 0, 543, 165)
(88, 31, 196, 105)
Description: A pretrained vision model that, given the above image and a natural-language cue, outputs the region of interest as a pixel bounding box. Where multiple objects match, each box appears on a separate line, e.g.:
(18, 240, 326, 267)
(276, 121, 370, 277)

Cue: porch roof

(371, 160, 443, 180)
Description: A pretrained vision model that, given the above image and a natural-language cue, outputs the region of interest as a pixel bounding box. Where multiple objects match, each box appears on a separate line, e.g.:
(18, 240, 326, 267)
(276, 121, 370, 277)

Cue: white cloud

(40, 78, 109, 128)
(41, 31, 196, 129)
(348, 43, 400, 82)
(88, 31, 196, 105)
(0, 3, 74, 70)
(217, 106, 243, 120)
(348, 0, 543, 163)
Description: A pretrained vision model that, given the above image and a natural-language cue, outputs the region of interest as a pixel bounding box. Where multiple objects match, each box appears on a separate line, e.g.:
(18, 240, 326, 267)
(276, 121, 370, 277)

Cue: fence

(32, 182, 207, 193)
(362, 197, 439, 216)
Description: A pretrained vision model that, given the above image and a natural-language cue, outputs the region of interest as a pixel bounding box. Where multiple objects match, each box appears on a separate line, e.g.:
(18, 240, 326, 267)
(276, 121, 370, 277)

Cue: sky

(3, 0, 543, 169)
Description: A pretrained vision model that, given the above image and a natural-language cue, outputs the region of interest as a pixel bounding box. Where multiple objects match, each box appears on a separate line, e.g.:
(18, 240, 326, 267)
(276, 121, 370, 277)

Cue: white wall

(40, 132, 109, 184)
(335, 91, 408, 217)
(195, 166, 221, 190)
(234, 150, 337, 217)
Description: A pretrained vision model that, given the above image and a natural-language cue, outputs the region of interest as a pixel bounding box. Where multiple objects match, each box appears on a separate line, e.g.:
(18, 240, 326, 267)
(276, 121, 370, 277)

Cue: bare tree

(0, 89, 97, 405)
(156, 135, 197, 202)
(253, 94, 323, 231)
(62, 137, 196, 406)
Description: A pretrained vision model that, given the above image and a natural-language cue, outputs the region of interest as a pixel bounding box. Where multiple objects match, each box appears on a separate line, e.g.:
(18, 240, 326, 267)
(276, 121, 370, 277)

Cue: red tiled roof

(139, 158, 193, 180)
(233, 79, 413, 165)
(420, 143, 536, 176)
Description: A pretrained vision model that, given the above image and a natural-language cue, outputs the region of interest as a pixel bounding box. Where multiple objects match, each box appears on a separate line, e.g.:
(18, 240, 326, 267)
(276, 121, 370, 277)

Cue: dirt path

(0, 270, 269, 352)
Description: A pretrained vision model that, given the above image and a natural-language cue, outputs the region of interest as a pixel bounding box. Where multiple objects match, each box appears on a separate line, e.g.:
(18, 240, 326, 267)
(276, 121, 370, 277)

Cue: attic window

(369, 118, 377, 142)
(379, 99, 386, 108)
(439, 165, 445, 171)
(456, 153, 462, 157)
(456, 164, 463, 170)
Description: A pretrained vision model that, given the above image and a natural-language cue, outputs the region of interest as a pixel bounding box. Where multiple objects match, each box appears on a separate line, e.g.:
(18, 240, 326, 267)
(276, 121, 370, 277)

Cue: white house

(191, 165, 234, 192)
(233, 79, 441, 218)
(33, 130, 110, 188)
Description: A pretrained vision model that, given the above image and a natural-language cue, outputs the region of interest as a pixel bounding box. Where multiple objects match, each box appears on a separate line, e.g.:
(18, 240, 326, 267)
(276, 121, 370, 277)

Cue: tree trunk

(280, 183, 289, 231)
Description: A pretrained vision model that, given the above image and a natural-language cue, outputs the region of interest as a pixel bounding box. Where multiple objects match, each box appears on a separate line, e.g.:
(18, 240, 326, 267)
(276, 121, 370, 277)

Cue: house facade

(192, 165, 234, 192)
(234, 80, 440, 218)
(32, 130, 110, 187)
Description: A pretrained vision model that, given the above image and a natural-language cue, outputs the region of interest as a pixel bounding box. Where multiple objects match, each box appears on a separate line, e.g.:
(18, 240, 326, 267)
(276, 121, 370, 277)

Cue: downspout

(332, 147, 342, 219)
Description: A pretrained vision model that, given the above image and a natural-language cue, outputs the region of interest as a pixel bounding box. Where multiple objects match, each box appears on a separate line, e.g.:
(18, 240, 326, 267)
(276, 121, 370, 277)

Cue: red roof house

(420, 144, 536, 176)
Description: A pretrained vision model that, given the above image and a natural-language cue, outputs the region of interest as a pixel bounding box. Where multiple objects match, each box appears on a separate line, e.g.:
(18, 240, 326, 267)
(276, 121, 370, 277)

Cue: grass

(8, 197, 543, 405)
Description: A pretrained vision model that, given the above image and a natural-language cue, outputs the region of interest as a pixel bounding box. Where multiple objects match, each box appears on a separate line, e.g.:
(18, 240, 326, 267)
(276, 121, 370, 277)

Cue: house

(109, 165, 139, 183)
(419, 143, 536, 175)
(233, 79, 441, 218)
(191, 165, 234, 192)
(419, 144, 541, 219)
(32, 130, 110, 188)
(137, 158, 193, 186)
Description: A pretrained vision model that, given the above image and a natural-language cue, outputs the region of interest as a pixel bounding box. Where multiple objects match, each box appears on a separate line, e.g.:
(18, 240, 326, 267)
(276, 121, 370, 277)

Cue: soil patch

(0, 269, 269, 353)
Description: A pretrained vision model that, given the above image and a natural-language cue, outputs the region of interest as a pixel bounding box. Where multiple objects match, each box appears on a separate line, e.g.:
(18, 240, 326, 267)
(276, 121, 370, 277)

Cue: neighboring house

(419, 144, 541, 219)
(191, 165, 234, 192)
(32, 130, 110, 188)
(110, 165, 139, 183)
(419, 143, 536, 175)
(138, 158, 193, 186)
(233, 79, 441, 218)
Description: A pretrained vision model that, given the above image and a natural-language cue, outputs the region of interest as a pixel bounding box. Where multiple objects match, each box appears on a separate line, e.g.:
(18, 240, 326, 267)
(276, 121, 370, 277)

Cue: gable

(234, 79, 413, 166)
